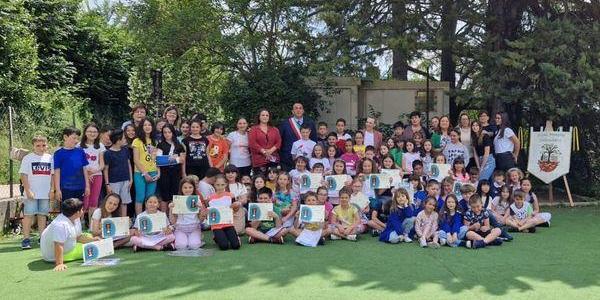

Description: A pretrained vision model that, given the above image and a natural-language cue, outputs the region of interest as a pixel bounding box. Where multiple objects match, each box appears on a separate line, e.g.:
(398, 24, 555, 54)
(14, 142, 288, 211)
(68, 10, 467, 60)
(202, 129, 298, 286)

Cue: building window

(415, 90, 437, 112)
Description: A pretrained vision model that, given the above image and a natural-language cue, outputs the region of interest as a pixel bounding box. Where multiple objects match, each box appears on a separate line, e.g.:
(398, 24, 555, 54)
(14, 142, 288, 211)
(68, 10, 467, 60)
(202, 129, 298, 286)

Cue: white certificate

(430, 163, 451, 182)
(83, 238, 114, 263)
(350, 193, 370, 210)
(381, 169, 403, 187)
(325, 175, 347, 192)
(207, 207, 234, 225)
(172, 195, 201, 214)
(138, 213, 167, 234)
(101, 217, 130, 238)
(247, 203, 274, 221)
(366, 174, 391, 189)
(299, 205, 325, 223)
(300, 173, 323, 190)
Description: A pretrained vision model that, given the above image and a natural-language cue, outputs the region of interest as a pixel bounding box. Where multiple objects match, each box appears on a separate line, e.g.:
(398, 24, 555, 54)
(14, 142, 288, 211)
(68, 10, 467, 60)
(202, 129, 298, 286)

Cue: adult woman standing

(248, 109, 281, 174)
(471, 121, 496, 181)
(457, 113, 474, 169)
(494, 112, 520, 172)
(429, 116, 440, 133)
(121, 104, 147, 130)
(227, 118, 252, 176)
(162, 105, 181, 136)
(431, 115, 452, 151)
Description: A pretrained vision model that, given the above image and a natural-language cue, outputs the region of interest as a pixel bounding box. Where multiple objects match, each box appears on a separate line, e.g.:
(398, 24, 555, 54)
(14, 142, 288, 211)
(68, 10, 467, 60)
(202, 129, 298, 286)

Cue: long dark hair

(135, 118, 157, 145)
(439, 194, 460, 221)
(255, 109, 272, 127)
(80, 122, 101, 149)
(160, 123, 181, 147)
(496, 112, 511, 139)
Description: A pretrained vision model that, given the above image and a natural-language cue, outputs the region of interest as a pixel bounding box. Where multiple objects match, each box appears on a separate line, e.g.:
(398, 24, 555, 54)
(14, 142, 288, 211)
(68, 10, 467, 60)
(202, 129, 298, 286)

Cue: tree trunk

(391, 0, 408, 80)
(485, 0, 528, 117)
(440, 0, 458, 120)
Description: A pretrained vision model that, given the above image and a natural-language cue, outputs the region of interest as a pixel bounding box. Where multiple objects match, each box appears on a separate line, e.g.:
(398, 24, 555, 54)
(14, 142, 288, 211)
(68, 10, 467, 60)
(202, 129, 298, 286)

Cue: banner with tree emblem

(527, 129, 572, 184)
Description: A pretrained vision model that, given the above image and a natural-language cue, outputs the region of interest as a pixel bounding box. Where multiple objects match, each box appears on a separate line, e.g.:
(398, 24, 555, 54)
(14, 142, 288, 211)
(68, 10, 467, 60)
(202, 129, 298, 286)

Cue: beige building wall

(311, 77, 450, 130)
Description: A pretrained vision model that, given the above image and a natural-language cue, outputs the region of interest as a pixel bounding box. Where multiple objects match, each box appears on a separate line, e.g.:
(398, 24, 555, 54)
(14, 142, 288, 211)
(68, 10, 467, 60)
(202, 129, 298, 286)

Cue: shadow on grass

(27, 259, 54, 272)
(10, 207, 600, 298)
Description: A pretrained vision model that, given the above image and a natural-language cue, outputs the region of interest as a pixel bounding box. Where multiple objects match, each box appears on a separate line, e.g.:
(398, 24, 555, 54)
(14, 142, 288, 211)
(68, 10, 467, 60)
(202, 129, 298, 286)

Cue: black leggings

(158, 166, 180, 202)
(213, 226, 241, 250)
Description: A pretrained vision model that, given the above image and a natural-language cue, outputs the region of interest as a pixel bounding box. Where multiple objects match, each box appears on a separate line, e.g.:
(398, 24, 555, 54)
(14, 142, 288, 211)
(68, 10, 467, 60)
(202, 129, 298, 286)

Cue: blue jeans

(478, 155, 496, 182)
(438, 226, 468, 247)
(134, 171, 158, 203)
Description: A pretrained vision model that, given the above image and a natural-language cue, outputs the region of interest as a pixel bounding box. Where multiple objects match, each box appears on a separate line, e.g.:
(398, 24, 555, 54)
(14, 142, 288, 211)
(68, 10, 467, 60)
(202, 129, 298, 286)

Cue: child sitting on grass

(131, 195, 175, 252)
(379, 188, 414, 244)
(464, 195, 502, 249)
(506, 190, 538, 233)
(288, 192, 330, 247)
(246, 188, 286, 244)
(40, 198, 98, 271)
(91, 193, 131, 248)
(415, 197, 440, 248)
(331, 187, 362, 241)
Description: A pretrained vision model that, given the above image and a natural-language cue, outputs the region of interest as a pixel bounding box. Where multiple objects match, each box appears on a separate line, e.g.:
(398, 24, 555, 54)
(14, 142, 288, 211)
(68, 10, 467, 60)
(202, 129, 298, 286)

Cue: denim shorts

(23, 198, 50, 216)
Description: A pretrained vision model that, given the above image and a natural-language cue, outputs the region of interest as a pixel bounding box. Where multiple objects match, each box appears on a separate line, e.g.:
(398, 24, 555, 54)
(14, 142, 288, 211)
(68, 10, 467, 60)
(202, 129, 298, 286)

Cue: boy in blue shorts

(19, 136, 54, 249)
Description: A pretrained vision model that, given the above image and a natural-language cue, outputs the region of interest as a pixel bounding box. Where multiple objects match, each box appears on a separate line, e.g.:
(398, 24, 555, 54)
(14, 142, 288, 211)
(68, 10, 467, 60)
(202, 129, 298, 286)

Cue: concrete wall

(311, 77, 450, 130)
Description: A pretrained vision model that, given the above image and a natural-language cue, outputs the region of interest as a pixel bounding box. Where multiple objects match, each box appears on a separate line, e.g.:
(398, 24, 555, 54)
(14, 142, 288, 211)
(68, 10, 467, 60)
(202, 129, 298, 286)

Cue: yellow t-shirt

(333, 205, 359, 226)
(132, 138, 157, 173)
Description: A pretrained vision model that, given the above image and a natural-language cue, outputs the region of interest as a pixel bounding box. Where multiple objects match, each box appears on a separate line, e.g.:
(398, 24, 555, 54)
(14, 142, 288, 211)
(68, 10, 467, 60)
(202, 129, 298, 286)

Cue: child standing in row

(20, 136, 54, 249)
(80, 123, 106, 227)
(54, 127, 90, 203)
(103, 129, 133, 218)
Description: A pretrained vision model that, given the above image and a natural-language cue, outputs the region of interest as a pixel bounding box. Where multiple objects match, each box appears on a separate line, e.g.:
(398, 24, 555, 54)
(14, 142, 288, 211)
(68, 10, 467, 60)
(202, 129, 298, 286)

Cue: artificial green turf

(0, 207, 599, 300)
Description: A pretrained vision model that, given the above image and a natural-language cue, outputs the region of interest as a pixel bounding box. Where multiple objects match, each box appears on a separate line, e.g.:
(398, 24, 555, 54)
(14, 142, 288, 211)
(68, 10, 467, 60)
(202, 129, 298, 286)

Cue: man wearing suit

(279, 103, 317, 171)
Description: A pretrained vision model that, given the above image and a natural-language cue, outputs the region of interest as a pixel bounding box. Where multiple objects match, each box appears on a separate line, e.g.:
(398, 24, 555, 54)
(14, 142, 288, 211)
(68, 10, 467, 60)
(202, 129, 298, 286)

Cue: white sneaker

(330, 234, 341, 240)
(389, 235, 403, 244)
(420, 239, 427, 247)
(404, 236, 412, 243)
(346, 234, 357, 241)
(440, 238, 447, 246)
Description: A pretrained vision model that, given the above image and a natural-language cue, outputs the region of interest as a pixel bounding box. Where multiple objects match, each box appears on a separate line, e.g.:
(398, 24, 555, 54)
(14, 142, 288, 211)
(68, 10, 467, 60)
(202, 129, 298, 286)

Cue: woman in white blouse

(227, 118, 252, 176)
(493, 112, 520, 172)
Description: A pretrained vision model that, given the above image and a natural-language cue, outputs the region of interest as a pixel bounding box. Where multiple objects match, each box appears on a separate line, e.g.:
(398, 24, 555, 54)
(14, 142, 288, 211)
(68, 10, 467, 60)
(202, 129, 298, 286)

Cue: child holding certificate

(327, 160, 352, 205)
(274, 171, 297, 228)
(289, 156, 311, 197)
(208, 175, 242, 250)
(246, 188, 286, 244)
(288, 192, 330, 247)
(91, 193, 131, 248)
(131, 195, 175, 251)
(331, 188, 362, 241)
(169, 177, 206, 250)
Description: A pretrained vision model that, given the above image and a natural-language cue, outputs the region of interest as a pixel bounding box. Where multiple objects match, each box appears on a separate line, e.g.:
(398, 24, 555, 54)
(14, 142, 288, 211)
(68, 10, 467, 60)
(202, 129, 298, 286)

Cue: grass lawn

(0, 207, 599, 300)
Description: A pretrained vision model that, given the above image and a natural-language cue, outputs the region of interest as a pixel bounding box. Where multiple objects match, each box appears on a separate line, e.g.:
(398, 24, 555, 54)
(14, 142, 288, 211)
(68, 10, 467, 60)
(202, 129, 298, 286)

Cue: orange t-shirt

(208, 192, 234, 230)
(208, 135, 229, 171)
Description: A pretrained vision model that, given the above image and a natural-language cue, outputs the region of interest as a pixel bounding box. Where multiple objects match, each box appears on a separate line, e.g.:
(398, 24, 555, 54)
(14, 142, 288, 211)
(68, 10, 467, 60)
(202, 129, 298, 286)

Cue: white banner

(527, 129, 572, 184)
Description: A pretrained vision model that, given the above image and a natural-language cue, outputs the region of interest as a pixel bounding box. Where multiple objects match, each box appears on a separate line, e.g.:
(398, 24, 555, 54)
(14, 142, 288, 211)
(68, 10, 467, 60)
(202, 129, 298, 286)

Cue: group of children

(19, 111, 553, 271)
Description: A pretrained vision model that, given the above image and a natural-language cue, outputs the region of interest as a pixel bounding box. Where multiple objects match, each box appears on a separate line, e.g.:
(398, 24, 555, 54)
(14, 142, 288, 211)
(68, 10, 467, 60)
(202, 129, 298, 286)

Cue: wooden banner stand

(543, 121, 574, 207)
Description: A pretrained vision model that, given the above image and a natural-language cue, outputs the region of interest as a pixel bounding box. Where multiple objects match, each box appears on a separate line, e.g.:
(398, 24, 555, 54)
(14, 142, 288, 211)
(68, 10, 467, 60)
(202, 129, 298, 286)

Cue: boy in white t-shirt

(291, 125, 316, 160)
(19, 136, 54, 250)
(40, 198, 97, 271)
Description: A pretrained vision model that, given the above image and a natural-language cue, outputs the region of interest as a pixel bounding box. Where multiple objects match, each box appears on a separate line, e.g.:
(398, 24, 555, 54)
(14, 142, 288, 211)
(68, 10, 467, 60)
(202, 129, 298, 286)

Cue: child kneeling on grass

(331, 187, 362, 241)
(464, 195, 503, 249)
(246, 187, 287, 244)
(40, 198, 99, 271)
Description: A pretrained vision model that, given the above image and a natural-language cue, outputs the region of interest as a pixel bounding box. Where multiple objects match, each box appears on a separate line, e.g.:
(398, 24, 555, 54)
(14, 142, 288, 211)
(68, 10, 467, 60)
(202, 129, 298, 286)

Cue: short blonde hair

(32, 135, 48, 144)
